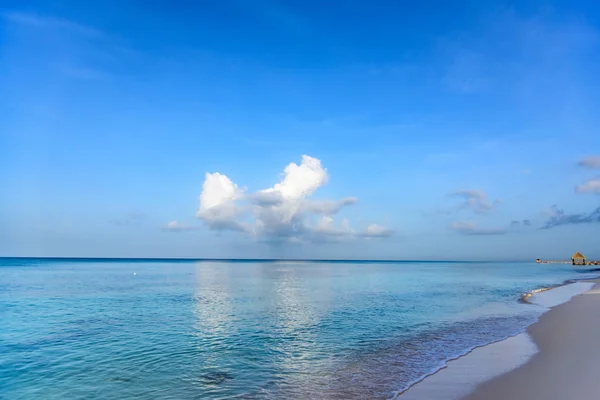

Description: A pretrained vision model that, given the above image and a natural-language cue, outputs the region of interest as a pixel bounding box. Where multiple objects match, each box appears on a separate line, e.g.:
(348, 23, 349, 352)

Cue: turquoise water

(1, 258, 597, 399)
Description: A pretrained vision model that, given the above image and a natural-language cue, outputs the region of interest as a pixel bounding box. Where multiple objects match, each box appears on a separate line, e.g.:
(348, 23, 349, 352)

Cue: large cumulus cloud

(195, 155, 393, 242)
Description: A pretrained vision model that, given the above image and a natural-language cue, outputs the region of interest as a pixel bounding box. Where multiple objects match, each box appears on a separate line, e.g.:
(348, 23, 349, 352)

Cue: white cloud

(578, 156, 600, 169)
(198, 172, 243, 210)
(196, 172, 248, 232)
(575, 178, 600, 194)
(262, 155, 328, 200)
(448, 190, 501, 214)
(193, 155, 392, 242)
(162, 221, 197, 232)
(449, 221, 506, 235)
(313, 216, 355, 237)
(361, 224, 395, 238)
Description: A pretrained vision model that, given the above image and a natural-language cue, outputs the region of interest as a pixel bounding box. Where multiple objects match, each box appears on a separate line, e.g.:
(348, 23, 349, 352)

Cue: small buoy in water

(133, 272, 137, 276)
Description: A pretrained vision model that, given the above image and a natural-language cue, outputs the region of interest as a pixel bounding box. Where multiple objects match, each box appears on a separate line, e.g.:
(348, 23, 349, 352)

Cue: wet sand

(465, 278, 600, 400)
(398, 333, 538, 400)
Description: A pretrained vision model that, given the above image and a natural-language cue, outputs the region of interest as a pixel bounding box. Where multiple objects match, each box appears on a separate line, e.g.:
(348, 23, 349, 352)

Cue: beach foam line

(527, 281, 594, 308)
(393, 280, 596, 400)
(395, 333, 538, 400)
(521, 280, 595, 307)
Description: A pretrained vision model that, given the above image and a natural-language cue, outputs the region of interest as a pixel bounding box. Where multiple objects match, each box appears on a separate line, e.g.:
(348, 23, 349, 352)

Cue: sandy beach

(464, 278, 600, 400)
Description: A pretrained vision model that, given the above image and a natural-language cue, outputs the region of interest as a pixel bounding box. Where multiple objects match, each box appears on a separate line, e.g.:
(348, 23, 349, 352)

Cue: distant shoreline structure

(536, 252, 599, 266)
(536, 260, 600, 266)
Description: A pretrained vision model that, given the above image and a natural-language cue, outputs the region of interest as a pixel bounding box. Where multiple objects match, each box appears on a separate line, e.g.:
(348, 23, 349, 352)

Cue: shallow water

(399, 281, 595, 400)
(1, 258, 597, 399)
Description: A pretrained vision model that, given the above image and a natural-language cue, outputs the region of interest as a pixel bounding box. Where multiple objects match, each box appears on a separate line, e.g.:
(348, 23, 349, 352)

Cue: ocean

(1, 258, 597, 399)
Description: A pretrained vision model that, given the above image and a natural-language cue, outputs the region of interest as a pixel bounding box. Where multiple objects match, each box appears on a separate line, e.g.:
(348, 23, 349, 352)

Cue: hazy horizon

(0, 256, 577, 263)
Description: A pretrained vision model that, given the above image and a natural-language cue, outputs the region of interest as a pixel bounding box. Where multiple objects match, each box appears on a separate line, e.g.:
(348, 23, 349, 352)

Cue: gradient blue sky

(1, 0, 599, 260)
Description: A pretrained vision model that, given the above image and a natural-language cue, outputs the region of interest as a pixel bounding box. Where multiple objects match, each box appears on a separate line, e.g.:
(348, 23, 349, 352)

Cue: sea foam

(396, 281, 595, 400)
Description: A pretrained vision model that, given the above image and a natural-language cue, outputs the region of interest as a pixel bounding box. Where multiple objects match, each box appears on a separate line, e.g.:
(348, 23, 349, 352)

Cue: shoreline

(390, 331, 534, 400)
(463, 278, 600, 399)
(396, 277, 600, 400)
(519, 271, 600, 303)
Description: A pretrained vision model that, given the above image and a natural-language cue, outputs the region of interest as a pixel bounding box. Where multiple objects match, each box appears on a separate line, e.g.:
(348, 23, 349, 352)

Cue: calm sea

(1, 258, 597, 399)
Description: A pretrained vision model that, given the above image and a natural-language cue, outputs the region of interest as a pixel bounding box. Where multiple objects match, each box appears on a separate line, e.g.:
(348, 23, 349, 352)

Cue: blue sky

(1, 0, 599, 260)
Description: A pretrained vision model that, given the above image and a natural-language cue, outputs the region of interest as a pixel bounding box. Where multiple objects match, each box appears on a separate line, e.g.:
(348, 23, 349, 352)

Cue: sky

(1, 0, 599, 260)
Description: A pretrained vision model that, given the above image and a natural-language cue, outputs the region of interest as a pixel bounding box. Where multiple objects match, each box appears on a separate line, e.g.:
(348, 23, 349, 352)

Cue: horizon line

(0, 256, 532, 263)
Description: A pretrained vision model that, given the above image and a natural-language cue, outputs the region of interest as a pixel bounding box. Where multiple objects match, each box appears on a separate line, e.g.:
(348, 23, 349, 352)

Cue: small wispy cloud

(162, 221, 198, 232)
(2, 11, 104, 38)
(2, 10, 134, 81)
(510, 219, 532, 228)
(449, 221, 507, 236)
(360, 224, 395, 238)
(578, 156, 600, 169)
(575, 178, 600, 194)
(541, 205, 600, 229)
(447, 190, 501, 214)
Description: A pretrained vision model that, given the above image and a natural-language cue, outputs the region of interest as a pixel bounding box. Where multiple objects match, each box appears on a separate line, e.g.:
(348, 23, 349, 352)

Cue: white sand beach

(400, 279, 600, 400)
(464, 278, 600, 400)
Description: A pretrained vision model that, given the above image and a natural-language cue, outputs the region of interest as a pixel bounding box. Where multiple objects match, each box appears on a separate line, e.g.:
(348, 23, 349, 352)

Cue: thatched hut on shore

(572, 252, 586, 265)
